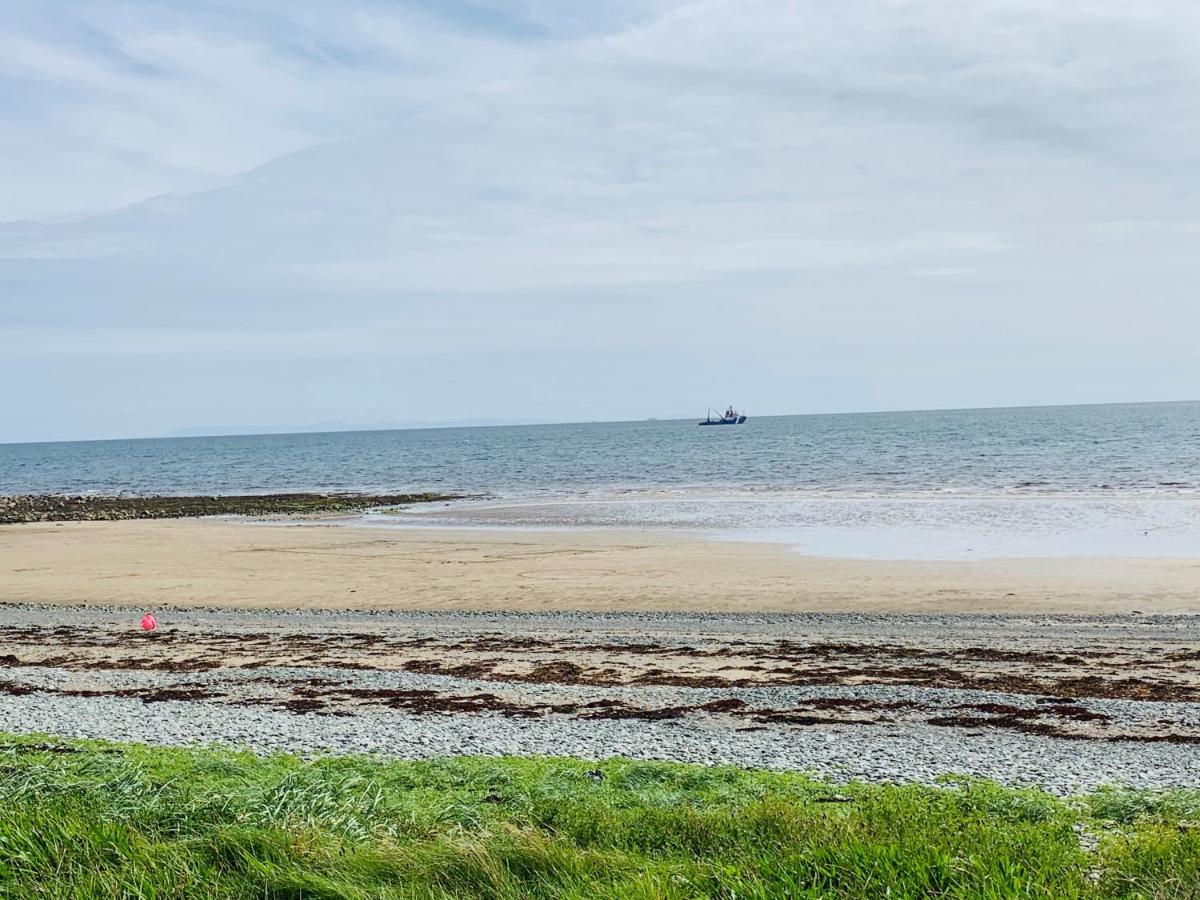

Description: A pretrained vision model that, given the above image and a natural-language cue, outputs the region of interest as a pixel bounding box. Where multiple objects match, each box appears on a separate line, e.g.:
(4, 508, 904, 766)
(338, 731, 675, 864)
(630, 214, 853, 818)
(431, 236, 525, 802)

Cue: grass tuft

(0, 735, 1195, 897)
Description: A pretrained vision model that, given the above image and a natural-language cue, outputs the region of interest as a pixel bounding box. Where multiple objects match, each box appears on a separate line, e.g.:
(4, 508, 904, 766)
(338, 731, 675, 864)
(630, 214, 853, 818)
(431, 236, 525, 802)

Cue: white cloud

(1, 0, 1198, 440)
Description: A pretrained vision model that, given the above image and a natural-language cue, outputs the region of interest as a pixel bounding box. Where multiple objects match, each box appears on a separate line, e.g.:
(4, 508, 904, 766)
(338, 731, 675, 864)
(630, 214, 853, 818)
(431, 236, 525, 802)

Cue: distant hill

(163, 418, 558, 438)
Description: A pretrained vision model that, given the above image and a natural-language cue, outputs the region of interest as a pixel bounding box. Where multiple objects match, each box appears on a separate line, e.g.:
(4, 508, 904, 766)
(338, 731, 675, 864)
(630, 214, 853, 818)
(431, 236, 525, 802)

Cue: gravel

(1, 664, 1197, 795)
(1, 606, 1197, 795)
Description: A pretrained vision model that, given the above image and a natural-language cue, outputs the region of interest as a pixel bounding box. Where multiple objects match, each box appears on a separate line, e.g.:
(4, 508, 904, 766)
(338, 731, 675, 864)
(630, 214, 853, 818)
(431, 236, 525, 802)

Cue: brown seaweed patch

(581, 698, 748, 721)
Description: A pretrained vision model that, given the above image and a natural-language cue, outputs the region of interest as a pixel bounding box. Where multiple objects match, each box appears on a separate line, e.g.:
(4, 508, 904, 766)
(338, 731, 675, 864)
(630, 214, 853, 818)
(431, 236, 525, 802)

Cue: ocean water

(4, 401, 1200, 559)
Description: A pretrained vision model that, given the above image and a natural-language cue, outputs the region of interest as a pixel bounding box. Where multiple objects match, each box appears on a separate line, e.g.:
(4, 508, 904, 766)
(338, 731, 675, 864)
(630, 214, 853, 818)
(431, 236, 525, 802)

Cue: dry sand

(3, 518, 1198, 613)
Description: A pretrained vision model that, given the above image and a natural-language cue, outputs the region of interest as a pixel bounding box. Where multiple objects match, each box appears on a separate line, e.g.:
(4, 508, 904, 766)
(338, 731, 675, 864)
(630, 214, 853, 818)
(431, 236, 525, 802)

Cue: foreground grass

(0, 736, 1196, 898)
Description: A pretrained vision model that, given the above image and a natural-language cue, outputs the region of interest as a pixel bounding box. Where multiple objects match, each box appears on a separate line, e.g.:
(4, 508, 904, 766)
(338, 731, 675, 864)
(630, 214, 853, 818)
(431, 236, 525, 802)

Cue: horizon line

(2, 396, 1197, 448)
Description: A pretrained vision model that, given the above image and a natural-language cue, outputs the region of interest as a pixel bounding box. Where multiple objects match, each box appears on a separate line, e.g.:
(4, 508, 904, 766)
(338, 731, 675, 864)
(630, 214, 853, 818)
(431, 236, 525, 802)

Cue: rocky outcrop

(0, 493, 459, 524)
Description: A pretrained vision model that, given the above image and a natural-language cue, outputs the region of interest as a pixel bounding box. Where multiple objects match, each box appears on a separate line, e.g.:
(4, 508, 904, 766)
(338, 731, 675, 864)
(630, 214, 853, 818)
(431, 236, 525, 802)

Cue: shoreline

(3, 517, 1199, 614)
(7, 488, 1200, 560)
(370, 489, 1200, 561)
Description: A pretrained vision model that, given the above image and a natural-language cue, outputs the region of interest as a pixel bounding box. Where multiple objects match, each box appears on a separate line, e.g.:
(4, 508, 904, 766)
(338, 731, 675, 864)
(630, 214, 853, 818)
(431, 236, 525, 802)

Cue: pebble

(0, 664, 1196, 796)
(0, 605, 1195, 796)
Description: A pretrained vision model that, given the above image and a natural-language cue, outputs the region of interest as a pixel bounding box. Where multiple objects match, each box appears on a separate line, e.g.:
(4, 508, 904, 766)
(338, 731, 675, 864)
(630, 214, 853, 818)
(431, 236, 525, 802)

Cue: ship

(699, 405, 747, 426)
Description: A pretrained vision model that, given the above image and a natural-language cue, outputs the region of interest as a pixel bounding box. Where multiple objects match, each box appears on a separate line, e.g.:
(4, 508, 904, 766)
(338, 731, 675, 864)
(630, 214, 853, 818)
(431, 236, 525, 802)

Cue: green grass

(0, 735, 1196, 898)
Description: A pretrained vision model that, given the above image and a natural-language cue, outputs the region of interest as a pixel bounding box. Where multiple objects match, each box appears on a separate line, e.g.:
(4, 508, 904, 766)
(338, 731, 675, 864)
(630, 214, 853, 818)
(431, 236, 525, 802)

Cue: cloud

(1, 0, 1198, 440)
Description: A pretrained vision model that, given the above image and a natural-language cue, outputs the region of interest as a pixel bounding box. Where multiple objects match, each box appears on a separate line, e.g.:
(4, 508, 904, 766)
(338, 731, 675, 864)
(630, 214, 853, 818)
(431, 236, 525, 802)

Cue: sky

(2, 0, 1198, 443)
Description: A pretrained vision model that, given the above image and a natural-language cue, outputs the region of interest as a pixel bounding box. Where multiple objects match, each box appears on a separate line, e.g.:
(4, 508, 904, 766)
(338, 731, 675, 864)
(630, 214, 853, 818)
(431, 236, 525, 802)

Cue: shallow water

(362, 491, 1200, 560)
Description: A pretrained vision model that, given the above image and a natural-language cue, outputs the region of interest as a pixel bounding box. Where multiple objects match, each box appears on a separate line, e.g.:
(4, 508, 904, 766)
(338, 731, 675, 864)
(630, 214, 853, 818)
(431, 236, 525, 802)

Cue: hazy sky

(2, 0, 1198, 442)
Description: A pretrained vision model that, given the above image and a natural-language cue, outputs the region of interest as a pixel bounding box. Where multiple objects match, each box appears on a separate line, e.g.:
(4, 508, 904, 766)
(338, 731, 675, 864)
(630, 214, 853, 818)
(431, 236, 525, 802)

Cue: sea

(4, 401, 1200, 560)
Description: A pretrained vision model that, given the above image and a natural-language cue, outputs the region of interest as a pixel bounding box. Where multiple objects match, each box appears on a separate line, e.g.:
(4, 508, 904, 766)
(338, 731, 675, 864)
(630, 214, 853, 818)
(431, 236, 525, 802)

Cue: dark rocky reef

(0, 493, 460, 524)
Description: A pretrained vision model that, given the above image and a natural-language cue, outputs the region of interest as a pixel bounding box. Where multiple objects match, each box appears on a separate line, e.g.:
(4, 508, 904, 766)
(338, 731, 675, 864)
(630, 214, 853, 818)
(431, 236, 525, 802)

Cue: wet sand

(2, 519, 1199, 613)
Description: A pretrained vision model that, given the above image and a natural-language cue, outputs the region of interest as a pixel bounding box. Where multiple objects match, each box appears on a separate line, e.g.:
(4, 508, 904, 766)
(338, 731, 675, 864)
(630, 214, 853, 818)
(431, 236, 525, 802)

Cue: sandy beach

(3, 518, 1198, 613)
(3, 515, 1199, 791)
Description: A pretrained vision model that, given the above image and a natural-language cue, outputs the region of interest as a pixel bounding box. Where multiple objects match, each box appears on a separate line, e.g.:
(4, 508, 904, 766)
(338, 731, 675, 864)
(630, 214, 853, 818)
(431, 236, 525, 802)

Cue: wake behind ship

(699, 406, 747, 425)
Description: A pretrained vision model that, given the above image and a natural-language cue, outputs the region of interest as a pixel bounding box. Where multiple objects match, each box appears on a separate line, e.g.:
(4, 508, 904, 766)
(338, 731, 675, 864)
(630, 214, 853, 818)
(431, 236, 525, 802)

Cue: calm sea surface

(5, 401, 1199, 559)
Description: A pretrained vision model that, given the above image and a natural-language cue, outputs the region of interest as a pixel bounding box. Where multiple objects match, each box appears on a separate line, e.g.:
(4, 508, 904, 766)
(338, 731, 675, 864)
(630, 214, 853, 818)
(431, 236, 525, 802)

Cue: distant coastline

(163, 418, 557, 440)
